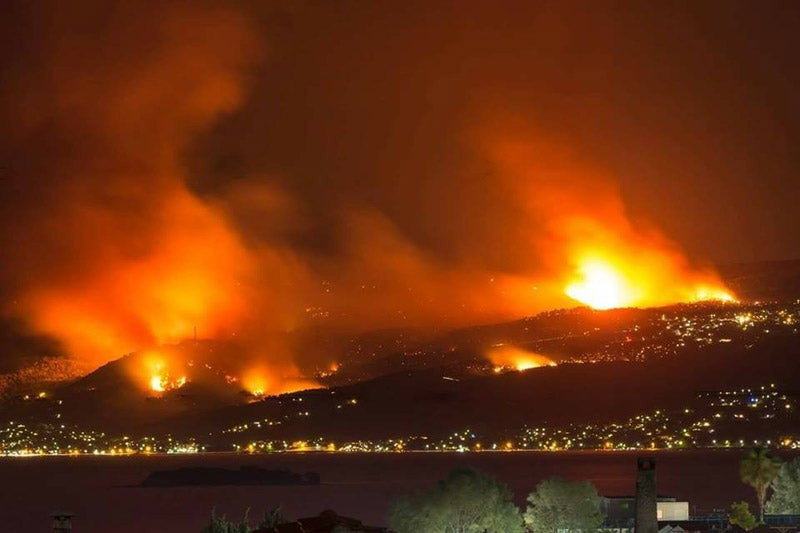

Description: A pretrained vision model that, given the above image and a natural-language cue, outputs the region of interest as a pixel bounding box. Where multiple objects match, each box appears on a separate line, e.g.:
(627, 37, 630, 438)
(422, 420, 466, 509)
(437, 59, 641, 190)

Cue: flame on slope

(0, 3, 318, 395)
(487, 345, 556, 373)
(134, 349, 189, 393)
(150, 374, 187, 393)
(242, 366, 318, 397)
(242, 368, 268, 397)
(564, 249, 735, 310)
(483, 134, 736, 311)
(23, 190, 252, 366)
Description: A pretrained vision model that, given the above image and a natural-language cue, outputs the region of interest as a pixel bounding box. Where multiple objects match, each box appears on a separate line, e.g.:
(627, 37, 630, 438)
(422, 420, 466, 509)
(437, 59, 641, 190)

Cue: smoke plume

(0, 1, 733, 391)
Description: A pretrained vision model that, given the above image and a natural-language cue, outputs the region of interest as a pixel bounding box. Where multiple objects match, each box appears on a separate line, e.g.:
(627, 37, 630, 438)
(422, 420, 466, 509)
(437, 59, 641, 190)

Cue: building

(603, 496, 690, 527)
(637, 457, 659, 533)
(658, 501, 690, 520)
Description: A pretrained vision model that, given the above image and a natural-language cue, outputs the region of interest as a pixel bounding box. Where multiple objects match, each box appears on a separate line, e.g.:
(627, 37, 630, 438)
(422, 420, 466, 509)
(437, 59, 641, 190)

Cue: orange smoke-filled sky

(0, 0, 797, 379)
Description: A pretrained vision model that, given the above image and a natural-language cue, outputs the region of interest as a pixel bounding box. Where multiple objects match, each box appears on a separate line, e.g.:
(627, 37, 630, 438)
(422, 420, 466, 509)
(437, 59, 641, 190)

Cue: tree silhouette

(729, 501, 757, 531)
(740, 447, 782, 522)
(523, 477, 605, 533)
(766, 457, 800, 514)
(202, 508, 250, 533)
(259, 506, 288, 529)
(388, 468, 523, 533)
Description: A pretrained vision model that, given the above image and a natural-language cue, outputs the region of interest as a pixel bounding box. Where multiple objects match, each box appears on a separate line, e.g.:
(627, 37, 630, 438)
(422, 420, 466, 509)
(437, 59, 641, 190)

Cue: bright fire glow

(564, 253, 735, 310)
(242, 366, 319, 397)
(242, 369, 269, 397)
(150, 375, 165, 392)
(484, 136, 736, 313)
(137, 350, 189, 393)
(21, 189, 253, 370)
(317, 362, 340, 378)
(125, 348, 315, 398)
(149, 374, 187, 393)
(487, 345, 556, 373)
(694, 286, 736, 303)
(565, 259, 636, 310)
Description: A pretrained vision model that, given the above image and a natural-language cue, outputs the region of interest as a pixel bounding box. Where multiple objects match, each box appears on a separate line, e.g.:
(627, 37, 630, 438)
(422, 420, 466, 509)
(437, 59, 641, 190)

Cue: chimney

(635, 457, 657, 533)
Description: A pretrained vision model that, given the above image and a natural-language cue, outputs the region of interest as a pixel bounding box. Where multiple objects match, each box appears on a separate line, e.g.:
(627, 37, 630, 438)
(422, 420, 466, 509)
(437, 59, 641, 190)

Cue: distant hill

(719, 259, 800, 302)
(1, 259, 800, 446)
(158, 332, 800, 444)
(0, 341, 254, 432)
(6, 304, 797, 447)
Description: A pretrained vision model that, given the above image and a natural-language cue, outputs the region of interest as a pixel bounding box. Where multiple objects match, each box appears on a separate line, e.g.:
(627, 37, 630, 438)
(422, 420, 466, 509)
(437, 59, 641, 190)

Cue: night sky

(197, 0, 800, 264)
(1, 1, 799, 375)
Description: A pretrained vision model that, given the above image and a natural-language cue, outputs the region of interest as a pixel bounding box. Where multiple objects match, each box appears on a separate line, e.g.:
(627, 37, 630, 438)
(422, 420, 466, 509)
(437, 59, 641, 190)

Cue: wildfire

(564, 253, 735, 310)
(317, 362, 340, 378)
(137, 350, 188, 393)
(487, 345, 556, 373)
(242, 369, 269, 397)
(242, 366, 319, 397)
(484, 134, 736, 313)
(21, 189, 253, 369)
(150, 375, 165, 392)
(149, 374, 187, 393)
(565, 259, 636, 310)
(123, 347, 317, 399)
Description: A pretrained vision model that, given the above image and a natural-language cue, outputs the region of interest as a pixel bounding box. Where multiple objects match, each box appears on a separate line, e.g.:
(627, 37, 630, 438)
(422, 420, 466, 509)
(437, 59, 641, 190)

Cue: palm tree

(740, 447, 782, 522)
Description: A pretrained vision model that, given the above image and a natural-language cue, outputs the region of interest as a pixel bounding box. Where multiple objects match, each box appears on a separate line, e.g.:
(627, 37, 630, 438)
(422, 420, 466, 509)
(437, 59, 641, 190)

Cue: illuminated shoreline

(2, 443, 797, 458)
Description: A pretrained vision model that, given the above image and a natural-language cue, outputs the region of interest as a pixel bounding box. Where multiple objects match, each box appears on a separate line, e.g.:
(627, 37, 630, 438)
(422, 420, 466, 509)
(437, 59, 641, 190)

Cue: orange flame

(242, 367, 318, 397)
(487, 345, 556, 372)
(566, 258, 635, 310)
(242, 369, 269, 397)
(564, 250, 735, 310)
(149, 374, 187, 393)
(132, 349, 189, 393)
(22, 190, 252, 366)
(483, 134, 736, 311)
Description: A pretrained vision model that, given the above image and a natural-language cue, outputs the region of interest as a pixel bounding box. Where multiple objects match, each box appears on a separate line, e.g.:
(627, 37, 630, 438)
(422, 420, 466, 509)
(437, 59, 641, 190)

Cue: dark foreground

(0, 450, 788, 532)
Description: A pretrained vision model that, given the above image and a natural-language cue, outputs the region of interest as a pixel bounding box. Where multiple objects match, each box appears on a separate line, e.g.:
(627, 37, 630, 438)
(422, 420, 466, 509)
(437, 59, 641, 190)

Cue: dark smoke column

(635, 457, 657, 533)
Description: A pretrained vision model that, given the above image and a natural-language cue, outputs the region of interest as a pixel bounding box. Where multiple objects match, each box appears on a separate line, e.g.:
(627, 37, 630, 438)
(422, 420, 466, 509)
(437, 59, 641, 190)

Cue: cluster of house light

(1, 382, 796, 455)
(228, 384, 798, 453)
(4, 300, 799, 456)
(555, 302, 800, 365)
(0, 422, 202, 456)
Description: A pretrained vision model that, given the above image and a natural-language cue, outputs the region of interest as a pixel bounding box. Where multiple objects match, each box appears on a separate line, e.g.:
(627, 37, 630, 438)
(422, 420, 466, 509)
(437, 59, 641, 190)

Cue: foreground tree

(388, 468, 523, 533)
(523, 477, 605, 533)
(740, 447, 782, 522)
(766, 457, 800, 514)
(729, 501, 758, 531)
(202, 508, 250, 533)
(259, 506, 289, 529)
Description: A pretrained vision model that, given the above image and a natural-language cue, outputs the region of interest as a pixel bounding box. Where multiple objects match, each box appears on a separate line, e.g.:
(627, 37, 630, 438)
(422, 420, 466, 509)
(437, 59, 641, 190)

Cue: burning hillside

(482, 135, 735, 311)
(0, 2, 736, 393)
(486, 345, 557, 373)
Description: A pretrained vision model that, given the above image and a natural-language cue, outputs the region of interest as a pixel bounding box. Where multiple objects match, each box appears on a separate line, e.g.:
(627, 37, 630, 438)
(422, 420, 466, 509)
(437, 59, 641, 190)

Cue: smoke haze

(3, 1, 795, 388)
